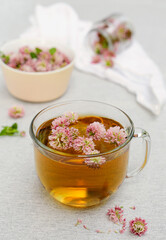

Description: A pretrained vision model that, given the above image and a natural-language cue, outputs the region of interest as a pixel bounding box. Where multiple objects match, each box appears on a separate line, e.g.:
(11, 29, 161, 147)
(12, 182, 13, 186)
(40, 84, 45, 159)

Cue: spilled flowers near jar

(88, 14, 133, 68)
(36, 111, 127, 168)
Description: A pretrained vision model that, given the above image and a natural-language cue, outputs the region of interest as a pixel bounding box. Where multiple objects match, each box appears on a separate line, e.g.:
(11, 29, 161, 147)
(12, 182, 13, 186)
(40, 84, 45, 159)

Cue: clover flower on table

(86, 122, 106, 140)
(107, 206, 126, 234)
(48, 126, 79, 151)
(105, 126, 127, 146)
(75, 219, 82, 226)
(107, 206, 124, 224)
(119, 218, 126, 234)
(20, 131, 26, 137)
(129, 217, 147, 236)
(8, 105, 25, 118)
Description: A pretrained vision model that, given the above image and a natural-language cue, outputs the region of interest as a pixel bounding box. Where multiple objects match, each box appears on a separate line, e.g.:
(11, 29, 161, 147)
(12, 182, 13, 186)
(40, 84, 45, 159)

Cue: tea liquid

(35, 116, 129, 207)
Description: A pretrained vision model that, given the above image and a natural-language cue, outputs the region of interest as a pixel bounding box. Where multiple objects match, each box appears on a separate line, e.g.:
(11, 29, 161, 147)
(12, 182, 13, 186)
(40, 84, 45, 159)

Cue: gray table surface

(0, 0, 166, 239)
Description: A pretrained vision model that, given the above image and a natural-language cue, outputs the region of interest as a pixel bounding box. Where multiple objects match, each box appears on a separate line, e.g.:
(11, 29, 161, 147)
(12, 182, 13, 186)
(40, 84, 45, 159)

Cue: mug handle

(126, 127, 151, 178)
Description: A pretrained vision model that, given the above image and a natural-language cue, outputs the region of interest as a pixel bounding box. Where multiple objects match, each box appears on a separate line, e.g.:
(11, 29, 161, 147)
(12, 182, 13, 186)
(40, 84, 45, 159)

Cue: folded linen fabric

(20, 3, 166, 115)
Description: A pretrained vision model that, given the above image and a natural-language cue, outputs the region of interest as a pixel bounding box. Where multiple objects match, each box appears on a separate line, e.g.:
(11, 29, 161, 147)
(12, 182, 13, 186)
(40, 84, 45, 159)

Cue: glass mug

(30, 100, 151, 207)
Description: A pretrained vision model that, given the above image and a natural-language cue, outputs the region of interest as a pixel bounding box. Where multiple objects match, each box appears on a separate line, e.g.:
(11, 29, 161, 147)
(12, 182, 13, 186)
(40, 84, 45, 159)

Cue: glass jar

(87, 13, 134, 54)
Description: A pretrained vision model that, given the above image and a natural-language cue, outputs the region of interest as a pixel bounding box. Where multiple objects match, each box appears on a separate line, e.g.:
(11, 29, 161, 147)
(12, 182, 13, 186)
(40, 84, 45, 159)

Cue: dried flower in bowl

(0, 39, 74, 102)
(1, 46, 70, 72)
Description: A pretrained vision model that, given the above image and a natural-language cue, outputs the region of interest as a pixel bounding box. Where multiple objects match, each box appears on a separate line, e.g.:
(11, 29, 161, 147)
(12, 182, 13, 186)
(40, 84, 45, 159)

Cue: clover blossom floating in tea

(34, 110, 131, 207)
(36, 112, 127, 168)
(31, 102, 150, 207)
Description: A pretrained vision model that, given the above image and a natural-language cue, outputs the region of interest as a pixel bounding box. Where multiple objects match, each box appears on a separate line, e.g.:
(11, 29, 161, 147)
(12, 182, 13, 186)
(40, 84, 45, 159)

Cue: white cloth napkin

(20, 3, 166, 115)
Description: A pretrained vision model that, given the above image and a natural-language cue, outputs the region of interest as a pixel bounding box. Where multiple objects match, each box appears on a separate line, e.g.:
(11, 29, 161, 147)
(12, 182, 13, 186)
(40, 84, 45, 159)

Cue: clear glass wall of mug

(30, 101, 150, 207)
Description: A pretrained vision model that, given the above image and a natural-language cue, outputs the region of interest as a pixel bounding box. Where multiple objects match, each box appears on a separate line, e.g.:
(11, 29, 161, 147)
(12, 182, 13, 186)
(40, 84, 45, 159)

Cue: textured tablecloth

(0, 0, 166, 239)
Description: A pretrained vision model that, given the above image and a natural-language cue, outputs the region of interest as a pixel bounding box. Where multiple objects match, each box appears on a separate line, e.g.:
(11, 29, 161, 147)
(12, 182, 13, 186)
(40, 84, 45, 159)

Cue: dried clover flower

(8, 105, 25, 118)
(64, 112, 78, 124)
(51, 112, 78, 130)
(129, 217, 147, 236)
(75, 219, 82, 226)
(84, 150, 106, 168)
(105, 126, 127, 145)
(107, 206, 126, 234)
(73, 136, 95, 154)
(20, 131, 26, 137)
(86, 122, 106, 140)
(1, 46, 70, 72)
(107, 206, 124, 224)
(91, 55, 101, 64)
(51, 116, 70, 130)
(49, 127, 78, 151)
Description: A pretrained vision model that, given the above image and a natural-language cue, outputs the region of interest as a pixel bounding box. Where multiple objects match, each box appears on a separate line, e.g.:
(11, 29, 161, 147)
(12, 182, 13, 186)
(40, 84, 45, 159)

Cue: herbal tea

(35, 112, 129, 207)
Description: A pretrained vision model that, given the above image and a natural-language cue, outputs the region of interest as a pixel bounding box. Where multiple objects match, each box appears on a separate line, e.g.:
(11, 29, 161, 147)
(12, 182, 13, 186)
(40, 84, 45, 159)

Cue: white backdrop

(0, 0, 166, 239)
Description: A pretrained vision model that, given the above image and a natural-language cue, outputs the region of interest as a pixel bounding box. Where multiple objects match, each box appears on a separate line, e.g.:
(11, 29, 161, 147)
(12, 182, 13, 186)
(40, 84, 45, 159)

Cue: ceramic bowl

(0, 39, 74, 102)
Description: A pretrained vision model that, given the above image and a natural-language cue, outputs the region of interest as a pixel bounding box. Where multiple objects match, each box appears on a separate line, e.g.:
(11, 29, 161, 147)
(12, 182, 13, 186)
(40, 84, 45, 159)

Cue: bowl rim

(0, 38, 75, 75)
(29, 100, 135, 158)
